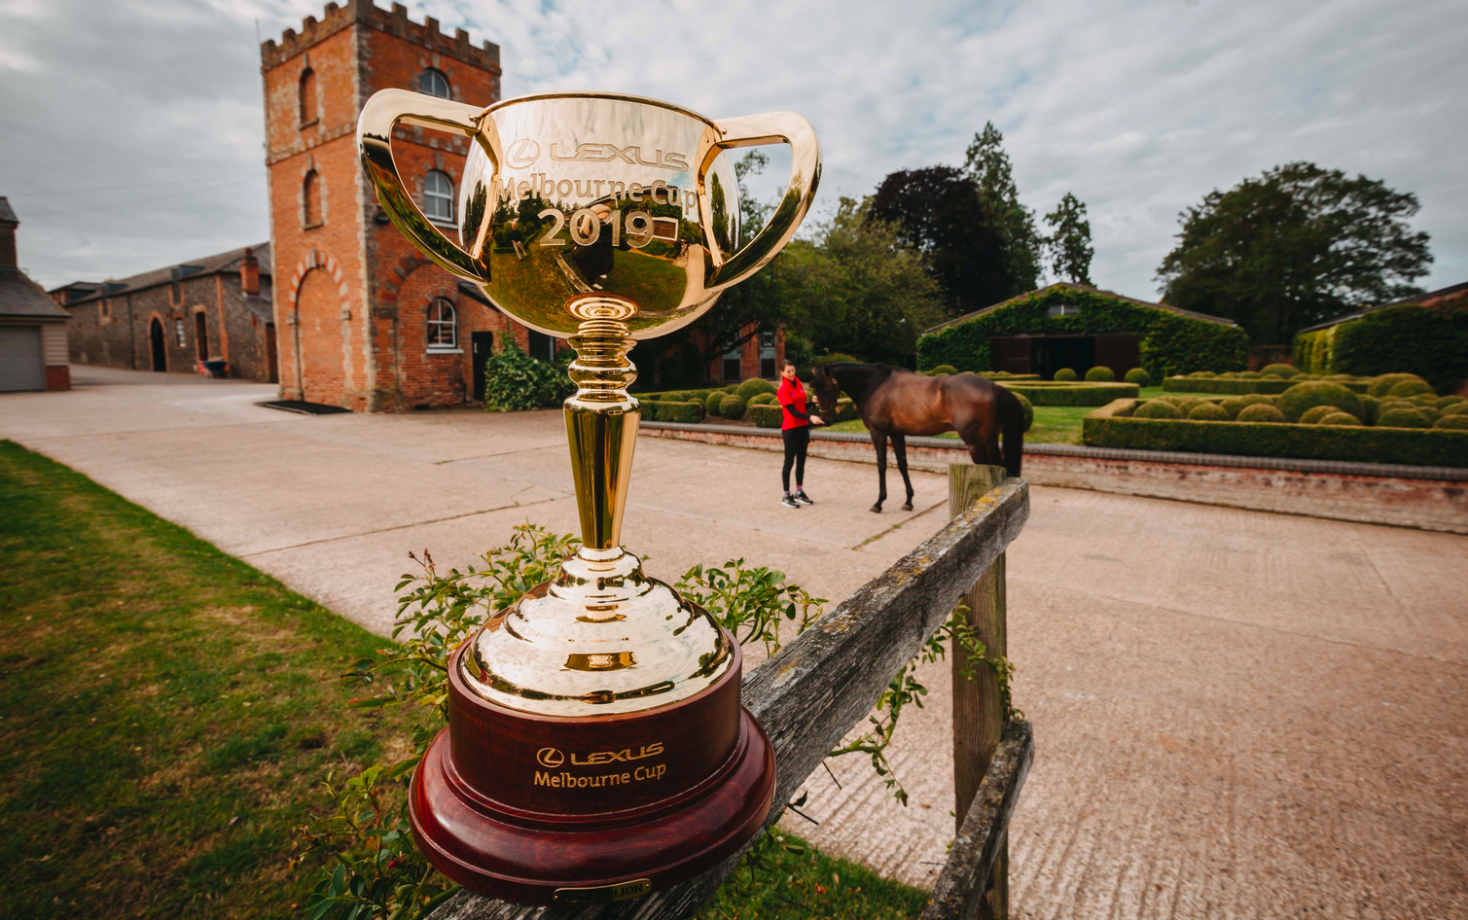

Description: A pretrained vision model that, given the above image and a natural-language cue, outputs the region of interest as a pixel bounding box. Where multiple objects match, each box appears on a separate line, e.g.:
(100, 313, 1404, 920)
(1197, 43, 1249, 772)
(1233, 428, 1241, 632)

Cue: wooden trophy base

(408, 642, 776, 906)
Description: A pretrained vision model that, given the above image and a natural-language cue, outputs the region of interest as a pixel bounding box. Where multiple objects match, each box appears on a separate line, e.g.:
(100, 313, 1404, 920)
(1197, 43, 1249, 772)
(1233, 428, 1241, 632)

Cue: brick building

(54, 244, 277, 381)
(263, 0, 567, 411)
(0, 198, 71, 392)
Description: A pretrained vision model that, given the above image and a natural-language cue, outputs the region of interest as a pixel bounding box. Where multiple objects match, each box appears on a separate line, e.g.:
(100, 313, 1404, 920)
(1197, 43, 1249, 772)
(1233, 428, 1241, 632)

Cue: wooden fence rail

(432, 477, 1032, 920)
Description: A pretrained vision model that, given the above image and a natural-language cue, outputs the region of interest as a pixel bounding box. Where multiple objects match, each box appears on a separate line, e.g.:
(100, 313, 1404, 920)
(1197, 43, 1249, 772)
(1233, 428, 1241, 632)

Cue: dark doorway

(471, 331, 493, 401)
(1093, 333, 1140, 378)
(990, 336, 1032, 374)
(150, 318, 167, 371)
(1031, 336, 1095, 380)
(265, 323, 279, 383)
(194, 312, 208, 361)
(527, 329, 555, 363)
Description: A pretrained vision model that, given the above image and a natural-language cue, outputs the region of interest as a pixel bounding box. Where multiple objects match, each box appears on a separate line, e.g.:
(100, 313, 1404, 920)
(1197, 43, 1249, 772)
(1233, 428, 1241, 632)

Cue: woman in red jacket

(777, 359, 823, 509)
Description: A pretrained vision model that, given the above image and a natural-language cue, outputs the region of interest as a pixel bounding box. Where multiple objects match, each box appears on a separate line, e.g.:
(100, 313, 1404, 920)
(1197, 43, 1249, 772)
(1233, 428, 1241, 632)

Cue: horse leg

(891, 433, 915, 511)
(870, 432, 888, 513)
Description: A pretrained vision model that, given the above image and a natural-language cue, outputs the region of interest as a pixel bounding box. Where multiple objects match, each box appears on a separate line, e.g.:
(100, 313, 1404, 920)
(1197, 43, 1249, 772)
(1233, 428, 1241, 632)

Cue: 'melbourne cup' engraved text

(534, 763, 668, 788)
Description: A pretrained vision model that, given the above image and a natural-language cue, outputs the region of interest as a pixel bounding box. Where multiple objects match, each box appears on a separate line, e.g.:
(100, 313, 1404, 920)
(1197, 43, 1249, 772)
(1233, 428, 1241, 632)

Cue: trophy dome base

(408, 708, 775, 906)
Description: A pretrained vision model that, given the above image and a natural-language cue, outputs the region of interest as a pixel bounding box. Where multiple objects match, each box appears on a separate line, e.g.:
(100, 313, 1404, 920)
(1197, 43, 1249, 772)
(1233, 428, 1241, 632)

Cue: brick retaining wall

(641, 422, 1468, 534)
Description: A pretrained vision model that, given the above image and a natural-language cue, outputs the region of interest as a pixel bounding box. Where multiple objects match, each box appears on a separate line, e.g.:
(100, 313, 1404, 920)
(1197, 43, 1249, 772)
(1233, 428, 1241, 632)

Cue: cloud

(2, 0, 1463, 305)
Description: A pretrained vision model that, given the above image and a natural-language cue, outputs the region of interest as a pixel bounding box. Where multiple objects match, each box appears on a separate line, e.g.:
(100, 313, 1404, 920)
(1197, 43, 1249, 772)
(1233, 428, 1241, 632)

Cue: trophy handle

(700, 112, 822, 291)
(358, 89, 501, 283)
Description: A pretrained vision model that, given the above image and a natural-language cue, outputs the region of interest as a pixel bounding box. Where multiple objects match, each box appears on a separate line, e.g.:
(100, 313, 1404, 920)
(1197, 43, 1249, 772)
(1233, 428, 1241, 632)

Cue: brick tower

(263, 1, 547, 410)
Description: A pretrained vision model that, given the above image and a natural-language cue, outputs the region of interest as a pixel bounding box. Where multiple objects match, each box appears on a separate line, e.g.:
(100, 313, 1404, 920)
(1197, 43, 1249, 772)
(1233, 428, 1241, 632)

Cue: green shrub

(1163, 376, 1293, 395)
(481, 334, 575, 412)
(813, 353, 862, 368)
(1319, 412, 1362, 427)
(1013, 391, 1034, 432)
(1299, 405, 1340, 425)
(655, 400, 705, 423)
(1408, 394, 1438, 407)
(1435, 415, 1468, 430)
(1303, 304, 1468, 389)
(736, 378, 777, 401)
(1187, 370, 1215, 378)
(931, 364, 958, 376)
(1389, 379, 1436, 399)
(1189, 403, 1229, 421)
(747, 404, 783, 428)
(1443, 402, 1468, 418)
(999, 381, 1138, 406)
(1086, 366, 1116, 382)
(1236, 403, 1286, 423)
(1435, 395, 1465, 410)
(1124, 368, 1151, 386)
(1376, 407, 1431, 429)
(663, 391, 688, 402)
(1261, 363, 1300, 378)
(1054, 368, 1078, 381)
(1113, 401, 1137, 417)
(1238, 371, 1262, 379)
(748, 392, 777, 406)
(719, 394, 747, 421)
(1135, 400, 1182, 419)
(1359, 395, 1381, 425)
(705, 391, 725, 416)
(835, 398, 860, 422)
(1218, 397, 1250, 419)
(1276, 381, 1362, 422)
(1420, 407, 1442, 422)
(1239, 393, 1272, 406)
(1175, 397, 1207, 415)
(1368, 373, 1430, 398)
(1083, 403, 1468, 466)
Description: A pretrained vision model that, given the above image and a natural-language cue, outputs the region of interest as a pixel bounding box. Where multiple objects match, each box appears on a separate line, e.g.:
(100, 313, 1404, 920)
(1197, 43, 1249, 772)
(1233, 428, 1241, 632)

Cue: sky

(2, 0, 1464, 300)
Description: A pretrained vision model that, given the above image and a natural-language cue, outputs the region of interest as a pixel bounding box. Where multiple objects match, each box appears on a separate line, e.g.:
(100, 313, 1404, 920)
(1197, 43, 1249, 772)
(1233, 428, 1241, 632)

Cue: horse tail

(997, 385, 1024, 477)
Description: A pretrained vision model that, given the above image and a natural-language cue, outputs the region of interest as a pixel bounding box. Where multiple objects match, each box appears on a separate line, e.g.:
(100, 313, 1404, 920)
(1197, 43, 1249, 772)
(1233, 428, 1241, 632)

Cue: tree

(781, 197, 945, 365)
(1044, 192, 1094, 285)
(1156, 161, 1433, 343)
(870, 165, 1009, 316)
(964, 122, 1042, 294)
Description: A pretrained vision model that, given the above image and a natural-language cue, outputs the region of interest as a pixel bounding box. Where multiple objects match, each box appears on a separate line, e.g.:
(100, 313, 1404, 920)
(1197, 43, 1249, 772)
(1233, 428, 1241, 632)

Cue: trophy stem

(563, 297, 640, 555)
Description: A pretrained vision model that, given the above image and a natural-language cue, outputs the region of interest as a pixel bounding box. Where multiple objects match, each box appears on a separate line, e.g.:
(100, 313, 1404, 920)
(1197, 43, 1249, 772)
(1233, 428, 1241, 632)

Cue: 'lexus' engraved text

(534, 742, 668, 787)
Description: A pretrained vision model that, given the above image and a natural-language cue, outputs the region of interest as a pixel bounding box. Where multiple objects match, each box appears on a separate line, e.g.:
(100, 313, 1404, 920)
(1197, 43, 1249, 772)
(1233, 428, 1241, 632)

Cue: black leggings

(782, 426, 809, 492)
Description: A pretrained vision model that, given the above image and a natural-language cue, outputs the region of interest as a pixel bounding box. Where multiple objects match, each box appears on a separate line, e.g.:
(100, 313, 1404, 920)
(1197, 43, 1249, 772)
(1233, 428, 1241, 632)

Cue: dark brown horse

(810, 363, 1025, 513)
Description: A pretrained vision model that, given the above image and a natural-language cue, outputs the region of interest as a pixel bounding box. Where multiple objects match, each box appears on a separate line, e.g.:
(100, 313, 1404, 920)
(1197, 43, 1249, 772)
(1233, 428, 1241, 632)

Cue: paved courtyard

(3, 366, 1466, 919)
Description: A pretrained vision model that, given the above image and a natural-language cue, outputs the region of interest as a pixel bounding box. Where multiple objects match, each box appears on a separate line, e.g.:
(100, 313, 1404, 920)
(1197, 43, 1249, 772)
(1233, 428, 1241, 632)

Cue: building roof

(51, 242, 272, 307)
(0, 197, 17, 226)
(0, 269, 70, 320)
(922, 282, 1239, 336)
(1296, 281, 1468, 334)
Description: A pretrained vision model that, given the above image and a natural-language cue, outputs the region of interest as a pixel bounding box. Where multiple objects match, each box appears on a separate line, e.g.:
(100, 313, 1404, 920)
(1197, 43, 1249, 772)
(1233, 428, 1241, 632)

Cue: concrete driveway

(3, 365, 1465, 919)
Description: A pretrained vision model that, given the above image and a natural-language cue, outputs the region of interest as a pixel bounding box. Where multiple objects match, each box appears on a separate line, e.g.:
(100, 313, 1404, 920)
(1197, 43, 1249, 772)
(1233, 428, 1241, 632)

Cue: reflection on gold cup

(358, 91, 820, 905)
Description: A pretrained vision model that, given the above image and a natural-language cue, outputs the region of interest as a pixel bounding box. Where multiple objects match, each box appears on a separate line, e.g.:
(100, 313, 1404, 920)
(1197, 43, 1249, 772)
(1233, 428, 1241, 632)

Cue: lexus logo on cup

(536, 746, 565, 768)
(506, 138, 540, 169)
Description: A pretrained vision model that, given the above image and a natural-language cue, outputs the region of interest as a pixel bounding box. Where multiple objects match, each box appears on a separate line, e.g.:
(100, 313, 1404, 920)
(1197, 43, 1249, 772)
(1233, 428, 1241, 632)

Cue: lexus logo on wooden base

(358, 90, 820, 905)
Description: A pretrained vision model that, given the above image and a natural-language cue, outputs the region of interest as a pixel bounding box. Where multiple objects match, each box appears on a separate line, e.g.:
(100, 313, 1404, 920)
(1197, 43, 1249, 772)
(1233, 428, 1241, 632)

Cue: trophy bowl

(358, 90, 819, 906)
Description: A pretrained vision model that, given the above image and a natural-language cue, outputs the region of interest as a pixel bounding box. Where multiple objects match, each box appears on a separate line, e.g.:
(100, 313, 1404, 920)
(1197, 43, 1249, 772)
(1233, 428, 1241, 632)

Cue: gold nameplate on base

(553, 879, 654, 905)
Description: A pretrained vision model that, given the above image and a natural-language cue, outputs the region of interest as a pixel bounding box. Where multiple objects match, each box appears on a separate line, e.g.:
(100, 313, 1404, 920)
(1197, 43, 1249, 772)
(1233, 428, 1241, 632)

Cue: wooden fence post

(949, 464, 1009, 920)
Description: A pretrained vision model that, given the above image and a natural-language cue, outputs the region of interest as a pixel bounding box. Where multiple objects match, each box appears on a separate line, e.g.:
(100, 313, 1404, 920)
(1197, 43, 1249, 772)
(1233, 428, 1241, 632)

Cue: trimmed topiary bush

(1189, 403, 1229, 421)
(1442, 402, 1468, 418)
(705, 391, 725, 416)
(1368, 373, 1430, 398)
(1012, 391, 1034, 432)
(1389, 379, 1436, 399)
(735, 378, 777, 401)
(930, 364, 958, 376)
(835, 397, 860, 422)
(655, 400, 705, 423)
(719, 394, 747, 421)
(1435, 415, 1468, 430)
(1261, 363, 1300, 378)
(1054, 368, 1078, 381)
(1420, 407, 1442, 423)
(1277, 381, 1362, 422)
(747, 392, 776, 406)
(1085, 366, 1116, 382)
(1219, 397, 1250, 419)
(1236, 403, 1286, 423)
(747, 404, 782, 428)
(998, 381, 1138, 406)
(1238, 371, 1262, 379)
(1124, 367, 1151, 386)
(1319, 412, 1362, 427)
(1299, 405, 1340, 425)
(1135, 400, 1182, 419)
(1358, 395, 1381, 425)
(1376, 407, 1431, 428)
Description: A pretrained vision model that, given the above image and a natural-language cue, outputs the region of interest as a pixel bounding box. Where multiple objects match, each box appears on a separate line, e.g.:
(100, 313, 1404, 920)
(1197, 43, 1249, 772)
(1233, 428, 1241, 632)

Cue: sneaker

(780, 492, 800, 509)
(794, 489, 814, 505)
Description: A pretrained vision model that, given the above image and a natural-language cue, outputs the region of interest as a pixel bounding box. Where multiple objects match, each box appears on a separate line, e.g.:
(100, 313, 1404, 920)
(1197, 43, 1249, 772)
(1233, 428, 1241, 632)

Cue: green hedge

(917, 286, 1249, 381)
(748, 404, 782, 428)
(653, 400, 705, 423)
(736, 378, 777, 401)
(1294, 304, 1468, 388)
(1162, 376, 1370, 395)
(1083, 400, 1468, 467)
(999, 381, 1138, 406)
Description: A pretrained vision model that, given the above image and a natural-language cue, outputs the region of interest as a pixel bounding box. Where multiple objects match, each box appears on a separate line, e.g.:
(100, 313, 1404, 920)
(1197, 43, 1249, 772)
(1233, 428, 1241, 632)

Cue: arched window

(424, 170, 454, 222)
(303, 170, 322, 226)
(299, 67, 317, 124)
(420, 69, 450, 99)
(426, 298, 457, 349)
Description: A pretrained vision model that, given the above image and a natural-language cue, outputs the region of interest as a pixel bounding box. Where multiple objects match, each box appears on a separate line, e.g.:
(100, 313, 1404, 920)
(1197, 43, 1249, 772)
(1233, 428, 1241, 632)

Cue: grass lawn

(829, 403, 1095, 445)
(0, 441, 927, 920)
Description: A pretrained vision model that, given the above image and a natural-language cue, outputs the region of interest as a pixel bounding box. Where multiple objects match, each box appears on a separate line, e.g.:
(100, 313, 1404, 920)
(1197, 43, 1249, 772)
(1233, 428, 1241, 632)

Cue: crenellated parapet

(261, 0, 500, 73)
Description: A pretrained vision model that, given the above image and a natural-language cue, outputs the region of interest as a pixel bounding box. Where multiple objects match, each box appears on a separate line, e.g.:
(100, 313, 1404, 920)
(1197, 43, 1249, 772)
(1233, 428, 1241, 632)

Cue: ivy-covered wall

(1294, 305, 1468, 387)
(916, 286, 1249, 381)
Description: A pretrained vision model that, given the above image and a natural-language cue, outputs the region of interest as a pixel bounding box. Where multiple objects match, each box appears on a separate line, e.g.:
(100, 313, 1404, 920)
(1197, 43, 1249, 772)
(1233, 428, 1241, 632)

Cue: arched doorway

(150, 318, 167, 371)
(296, 267, 344, 404)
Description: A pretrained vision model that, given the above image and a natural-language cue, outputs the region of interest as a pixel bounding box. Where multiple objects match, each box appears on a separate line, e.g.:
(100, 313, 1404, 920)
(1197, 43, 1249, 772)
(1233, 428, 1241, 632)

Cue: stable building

(0, 198, 71, 392)
(54, 244, 277, 381)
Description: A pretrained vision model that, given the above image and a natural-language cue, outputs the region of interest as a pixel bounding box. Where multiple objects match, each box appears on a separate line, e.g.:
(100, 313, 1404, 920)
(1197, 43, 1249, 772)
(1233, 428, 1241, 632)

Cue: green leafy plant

(1053, 367, 1078, 381)
(480, 334, 575, 412)
(1085, 366, 1116, 382)
(720, 394, 748, 421)
(1124, 367, 1151, 386)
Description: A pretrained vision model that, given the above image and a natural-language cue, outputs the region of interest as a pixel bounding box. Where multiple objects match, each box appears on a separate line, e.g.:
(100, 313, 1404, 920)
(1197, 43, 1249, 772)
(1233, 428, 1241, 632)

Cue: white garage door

(0, 325, 45, 392)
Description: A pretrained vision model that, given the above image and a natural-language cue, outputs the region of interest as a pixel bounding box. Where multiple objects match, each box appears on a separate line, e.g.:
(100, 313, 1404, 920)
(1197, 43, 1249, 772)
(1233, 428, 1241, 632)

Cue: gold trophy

(358, 91, 819, 905)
